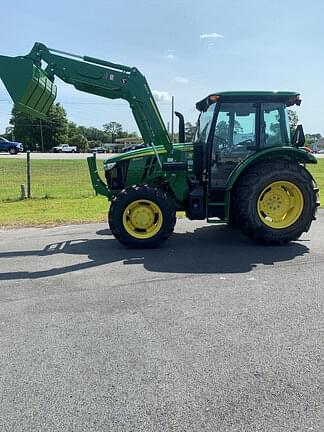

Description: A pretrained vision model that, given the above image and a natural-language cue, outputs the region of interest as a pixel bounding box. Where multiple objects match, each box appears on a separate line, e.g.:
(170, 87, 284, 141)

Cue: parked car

(302, 146, 313, 154)
(0, 136, 23, 154)
(90, 147, 106, 154)
(51, 144, 78, 153)
(317, 149, 324, 154)
(121, 144, 146, 153)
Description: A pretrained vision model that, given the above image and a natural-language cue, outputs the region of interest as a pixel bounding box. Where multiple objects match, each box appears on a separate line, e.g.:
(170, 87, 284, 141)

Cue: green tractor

(0, 43, 320, 247)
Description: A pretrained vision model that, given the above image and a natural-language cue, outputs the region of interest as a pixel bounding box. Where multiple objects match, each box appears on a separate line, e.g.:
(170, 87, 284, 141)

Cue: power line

(0, 99, 171, 106)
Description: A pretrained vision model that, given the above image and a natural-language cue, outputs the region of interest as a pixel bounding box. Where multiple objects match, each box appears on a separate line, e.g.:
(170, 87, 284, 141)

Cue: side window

(212, 102, 256, 155)
(261, 103, 290, 147)
(196, 103, 216, 145)
(213, 110, 230, 150)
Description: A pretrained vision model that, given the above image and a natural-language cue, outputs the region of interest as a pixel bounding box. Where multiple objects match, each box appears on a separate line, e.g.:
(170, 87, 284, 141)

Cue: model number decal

(103, 72, 114, 81)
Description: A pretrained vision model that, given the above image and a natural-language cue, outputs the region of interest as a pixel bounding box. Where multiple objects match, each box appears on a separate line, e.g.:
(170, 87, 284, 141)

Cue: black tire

(109, 185, 176, 248)
(232, 160, 319, 244)
(8, 147, 17, 155)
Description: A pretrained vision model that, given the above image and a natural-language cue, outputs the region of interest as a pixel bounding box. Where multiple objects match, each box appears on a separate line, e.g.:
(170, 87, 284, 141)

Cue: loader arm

(0, 42, 173, 154)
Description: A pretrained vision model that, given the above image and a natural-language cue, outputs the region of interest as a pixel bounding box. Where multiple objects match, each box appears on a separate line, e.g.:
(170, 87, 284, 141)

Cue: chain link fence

(0, 155, 104, 202)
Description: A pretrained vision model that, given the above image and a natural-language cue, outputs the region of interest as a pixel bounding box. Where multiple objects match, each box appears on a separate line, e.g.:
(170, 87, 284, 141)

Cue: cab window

(261, 103, 290, 147)
(196, 103, 216, 145)
(212, 102, 256, 155)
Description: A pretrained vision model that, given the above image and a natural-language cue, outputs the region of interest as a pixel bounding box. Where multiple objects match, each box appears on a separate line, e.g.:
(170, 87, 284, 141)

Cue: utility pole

(171, 96, 174, 143)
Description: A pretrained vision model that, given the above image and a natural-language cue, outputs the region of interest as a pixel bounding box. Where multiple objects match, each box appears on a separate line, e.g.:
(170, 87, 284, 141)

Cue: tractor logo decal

(103, 72, 114, 81)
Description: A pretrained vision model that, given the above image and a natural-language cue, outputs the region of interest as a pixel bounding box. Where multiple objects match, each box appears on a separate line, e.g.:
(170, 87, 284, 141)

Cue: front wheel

(9, 147, 17, 155)
(232, 160, 319, 244)
(109, 185, 176, 248)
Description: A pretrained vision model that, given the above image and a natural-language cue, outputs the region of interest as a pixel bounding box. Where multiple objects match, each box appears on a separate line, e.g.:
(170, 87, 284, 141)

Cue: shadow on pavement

(0, 225, 309, 280)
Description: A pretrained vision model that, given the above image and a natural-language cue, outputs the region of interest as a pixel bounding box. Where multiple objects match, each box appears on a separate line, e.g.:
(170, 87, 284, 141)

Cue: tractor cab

(195, 91, 303, 190)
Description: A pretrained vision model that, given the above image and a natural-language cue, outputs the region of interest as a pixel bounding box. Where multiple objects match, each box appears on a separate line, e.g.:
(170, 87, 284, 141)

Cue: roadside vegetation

(0, 158, 323, 227)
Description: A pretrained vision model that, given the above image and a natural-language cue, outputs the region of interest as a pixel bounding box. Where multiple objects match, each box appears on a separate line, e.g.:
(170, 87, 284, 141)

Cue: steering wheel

(236, 139, 254, 146)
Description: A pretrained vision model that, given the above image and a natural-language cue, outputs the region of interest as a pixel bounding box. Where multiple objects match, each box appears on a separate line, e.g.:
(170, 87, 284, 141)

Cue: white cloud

(152, 90, 172, 102)
(167, 54, 175, 59)
(200, 32, 224, 39)
(175, 76, 190, 84)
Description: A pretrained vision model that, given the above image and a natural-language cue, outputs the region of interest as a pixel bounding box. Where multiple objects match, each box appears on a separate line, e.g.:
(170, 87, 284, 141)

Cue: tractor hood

(103, 142, 192, 168)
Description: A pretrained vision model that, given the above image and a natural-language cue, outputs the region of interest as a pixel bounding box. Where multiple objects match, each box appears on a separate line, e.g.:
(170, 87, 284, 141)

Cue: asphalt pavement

(0, 213, 323, 431)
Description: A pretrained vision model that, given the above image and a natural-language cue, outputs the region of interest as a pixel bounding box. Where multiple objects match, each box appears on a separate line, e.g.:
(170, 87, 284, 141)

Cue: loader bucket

(0, 55, 57, 119)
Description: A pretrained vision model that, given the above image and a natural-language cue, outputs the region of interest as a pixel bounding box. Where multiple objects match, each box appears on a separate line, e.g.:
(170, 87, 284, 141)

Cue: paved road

(0, 214, 323, 431)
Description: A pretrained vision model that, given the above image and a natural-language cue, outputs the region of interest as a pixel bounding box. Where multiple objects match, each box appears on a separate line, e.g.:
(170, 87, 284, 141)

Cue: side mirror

(292, 125, 305, 147)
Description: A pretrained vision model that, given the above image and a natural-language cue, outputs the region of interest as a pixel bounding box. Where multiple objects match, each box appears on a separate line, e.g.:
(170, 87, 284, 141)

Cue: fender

(224, 147, 317, 221)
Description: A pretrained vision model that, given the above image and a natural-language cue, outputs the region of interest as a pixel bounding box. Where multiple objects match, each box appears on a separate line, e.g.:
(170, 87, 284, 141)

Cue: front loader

(0, 43, 320, 247)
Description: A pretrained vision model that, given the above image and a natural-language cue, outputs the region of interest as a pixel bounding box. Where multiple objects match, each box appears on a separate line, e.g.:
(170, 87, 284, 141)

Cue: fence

(0, 153, 102, 202)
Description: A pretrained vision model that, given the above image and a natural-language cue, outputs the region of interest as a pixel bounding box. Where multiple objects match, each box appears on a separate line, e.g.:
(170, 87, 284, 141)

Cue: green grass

(308, 159, 324, 195)
(0, 158, 323, 227)
(0, 159, 96, 201)
(0, 159, 109, 226)
(0, 197, 108, 226)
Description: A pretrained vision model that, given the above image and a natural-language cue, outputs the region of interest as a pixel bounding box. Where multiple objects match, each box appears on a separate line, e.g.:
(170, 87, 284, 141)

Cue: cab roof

(196, 91, 301, 112)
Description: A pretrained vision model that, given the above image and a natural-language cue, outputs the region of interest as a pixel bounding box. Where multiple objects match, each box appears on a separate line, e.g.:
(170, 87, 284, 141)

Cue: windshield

(195, 103, 216, 144)
(0, 137, 9, 142)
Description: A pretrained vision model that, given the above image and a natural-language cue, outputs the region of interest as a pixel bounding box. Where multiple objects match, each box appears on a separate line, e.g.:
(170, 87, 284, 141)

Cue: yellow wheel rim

(122, 199, 163, 239)
(257, 181, 304, 229)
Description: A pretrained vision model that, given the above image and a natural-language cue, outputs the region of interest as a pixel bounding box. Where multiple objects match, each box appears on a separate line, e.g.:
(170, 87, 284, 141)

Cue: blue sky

(1, 0, 324, 135)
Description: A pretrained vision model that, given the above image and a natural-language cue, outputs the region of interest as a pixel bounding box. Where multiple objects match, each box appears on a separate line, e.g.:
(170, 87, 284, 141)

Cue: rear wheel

(232, 160, 319, 244)
(109, 185, 176, 248)
(9, 147, 17, 155)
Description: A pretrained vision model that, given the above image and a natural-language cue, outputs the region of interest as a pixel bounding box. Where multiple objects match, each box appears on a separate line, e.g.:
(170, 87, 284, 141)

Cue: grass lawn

(0, 159, 95, 200)
(0, 158, 323, 227)
(0, 197, 108, 226)
(308, 160, 324, 195)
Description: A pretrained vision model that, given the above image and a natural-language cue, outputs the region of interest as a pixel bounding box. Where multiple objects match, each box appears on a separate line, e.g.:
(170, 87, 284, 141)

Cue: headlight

(104, 162, 116, 171)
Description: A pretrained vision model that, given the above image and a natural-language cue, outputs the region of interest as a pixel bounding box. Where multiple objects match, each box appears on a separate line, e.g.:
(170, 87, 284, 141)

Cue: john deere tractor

(0, 43, 319, 247)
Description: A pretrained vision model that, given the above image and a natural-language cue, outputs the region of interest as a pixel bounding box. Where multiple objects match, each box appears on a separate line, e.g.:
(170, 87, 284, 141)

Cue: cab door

(209, 101, 257, 189)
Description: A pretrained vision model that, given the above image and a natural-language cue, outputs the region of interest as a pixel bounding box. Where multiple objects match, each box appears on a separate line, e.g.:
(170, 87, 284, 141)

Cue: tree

(215, 120, 229, 141)
(103, 121, 123, 143)
(3, 126, 14, 141)
(10, 103, 69, 151)
(234, 120, 243, 134)
(70, 134, 88, 152)
(287, 109, 299, 136)
(305, 133, 322, 148)
(185, 122, 197, 142)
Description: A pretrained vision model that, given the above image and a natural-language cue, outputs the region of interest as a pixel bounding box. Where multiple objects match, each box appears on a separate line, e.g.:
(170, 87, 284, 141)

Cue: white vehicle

(51, 144, 78, 153)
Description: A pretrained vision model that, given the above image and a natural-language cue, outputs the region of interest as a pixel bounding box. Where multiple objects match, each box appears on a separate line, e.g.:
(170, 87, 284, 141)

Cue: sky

(1, 0, 324, 136)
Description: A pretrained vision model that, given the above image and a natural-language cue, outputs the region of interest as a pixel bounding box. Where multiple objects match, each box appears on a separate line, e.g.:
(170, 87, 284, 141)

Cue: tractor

(0, 43, 320, 247)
